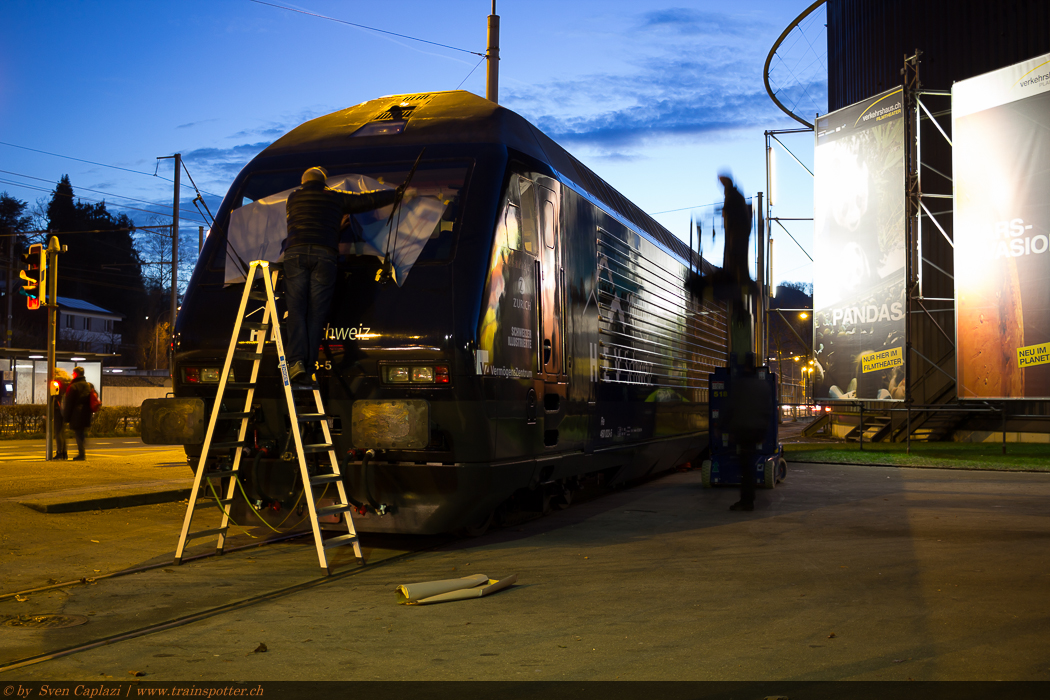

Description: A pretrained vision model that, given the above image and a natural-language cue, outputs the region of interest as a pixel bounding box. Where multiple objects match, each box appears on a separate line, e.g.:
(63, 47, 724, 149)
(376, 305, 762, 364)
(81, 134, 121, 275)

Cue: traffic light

(19, 243, 46, 310)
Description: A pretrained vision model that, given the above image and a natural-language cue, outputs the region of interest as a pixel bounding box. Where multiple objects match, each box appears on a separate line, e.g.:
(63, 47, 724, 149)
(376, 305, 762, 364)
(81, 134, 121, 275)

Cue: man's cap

(302, 167, 328, 184)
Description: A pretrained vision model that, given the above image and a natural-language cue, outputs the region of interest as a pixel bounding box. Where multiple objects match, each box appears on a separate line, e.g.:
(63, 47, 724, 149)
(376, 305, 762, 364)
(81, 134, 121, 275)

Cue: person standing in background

(62, 366, 95, 461)
(52, 367, 71, 460)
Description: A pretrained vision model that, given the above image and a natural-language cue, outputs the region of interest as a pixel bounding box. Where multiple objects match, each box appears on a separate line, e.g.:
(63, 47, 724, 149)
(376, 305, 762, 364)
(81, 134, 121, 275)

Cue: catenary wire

(0, 140, 222, 198)
(0, 169, 208, 221)
(456, 56, 487, 90)
(248, 0, 485, 57)
(0, 178, 208, 227)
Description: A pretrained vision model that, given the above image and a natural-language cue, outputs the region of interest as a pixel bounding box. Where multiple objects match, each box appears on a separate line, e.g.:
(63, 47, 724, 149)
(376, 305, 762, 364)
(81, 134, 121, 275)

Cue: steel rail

(0, 531, 308, 602)
(0, 543, 442, 674)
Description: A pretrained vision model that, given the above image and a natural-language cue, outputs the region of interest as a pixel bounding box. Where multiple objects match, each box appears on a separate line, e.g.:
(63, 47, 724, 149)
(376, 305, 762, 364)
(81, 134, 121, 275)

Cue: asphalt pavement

(3, 450, 1050, 682)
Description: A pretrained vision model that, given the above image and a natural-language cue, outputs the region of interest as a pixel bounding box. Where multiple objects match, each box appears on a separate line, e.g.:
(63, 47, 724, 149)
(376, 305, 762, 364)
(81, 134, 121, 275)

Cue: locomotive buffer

(174, 260, 364, 574)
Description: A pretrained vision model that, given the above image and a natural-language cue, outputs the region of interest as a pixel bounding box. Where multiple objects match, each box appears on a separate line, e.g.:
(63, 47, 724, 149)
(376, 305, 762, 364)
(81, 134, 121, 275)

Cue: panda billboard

(812, 87, 907, 401)
(954, 52, 1050, 400)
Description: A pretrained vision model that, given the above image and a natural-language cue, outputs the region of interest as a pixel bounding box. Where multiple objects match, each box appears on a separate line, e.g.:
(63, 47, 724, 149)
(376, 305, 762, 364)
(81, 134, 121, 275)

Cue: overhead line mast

(486, 1, 499, 103)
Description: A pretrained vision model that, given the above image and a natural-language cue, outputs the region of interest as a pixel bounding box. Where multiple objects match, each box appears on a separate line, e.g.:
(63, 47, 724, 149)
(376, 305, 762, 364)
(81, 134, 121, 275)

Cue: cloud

(177, 118, 221, 129)
(227, 125, 290, 140)
(502, 8, 825, 152)
(639, 8, 765, 37)
(180, 140, 273, 182)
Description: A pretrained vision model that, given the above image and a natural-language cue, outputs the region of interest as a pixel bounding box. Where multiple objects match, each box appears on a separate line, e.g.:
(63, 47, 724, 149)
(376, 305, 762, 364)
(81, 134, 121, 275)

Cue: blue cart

(701, 361, 787, 489)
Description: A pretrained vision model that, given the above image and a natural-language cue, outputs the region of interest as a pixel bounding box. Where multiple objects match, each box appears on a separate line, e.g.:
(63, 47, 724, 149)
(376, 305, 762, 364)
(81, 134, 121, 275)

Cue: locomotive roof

(260, 90, 696, 265)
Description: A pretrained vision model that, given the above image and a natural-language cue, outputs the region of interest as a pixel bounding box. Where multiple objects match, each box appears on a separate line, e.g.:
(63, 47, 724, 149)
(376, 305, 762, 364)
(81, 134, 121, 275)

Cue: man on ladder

(283, 166, 416, 383)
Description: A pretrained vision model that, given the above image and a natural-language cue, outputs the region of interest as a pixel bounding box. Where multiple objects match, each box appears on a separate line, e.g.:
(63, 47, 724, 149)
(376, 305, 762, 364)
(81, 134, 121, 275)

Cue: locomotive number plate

(351, 399, 429, 450)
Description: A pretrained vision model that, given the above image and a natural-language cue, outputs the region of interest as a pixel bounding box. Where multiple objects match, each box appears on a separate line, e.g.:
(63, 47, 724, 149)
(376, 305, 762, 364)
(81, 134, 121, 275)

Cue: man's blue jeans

(283, 245, 337, 371)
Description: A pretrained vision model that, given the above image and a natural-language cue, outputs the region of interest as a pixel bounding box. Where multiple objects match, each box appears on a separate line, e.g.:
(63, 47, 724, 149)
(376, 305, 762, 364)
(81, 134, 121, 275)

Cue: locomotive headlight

(382, 364, 450, 385)
(201, 368, 221, 383)
(387, 366, 411, 382)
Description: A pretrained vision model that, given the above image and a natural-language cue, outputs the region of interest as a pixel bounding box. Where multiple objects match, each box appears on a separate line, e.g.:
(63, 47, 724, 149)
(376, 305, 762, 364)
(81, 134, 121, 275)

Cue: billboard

(812, 87, 907, 401)
(954, 52, 1050, 400)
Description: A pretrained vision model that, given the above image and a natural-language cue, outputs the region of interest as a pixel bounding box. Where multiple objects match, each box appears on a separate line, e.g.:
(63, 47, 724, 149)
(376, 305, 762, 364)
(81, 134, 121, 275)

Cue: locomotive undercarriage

(183, 389, 707, 535)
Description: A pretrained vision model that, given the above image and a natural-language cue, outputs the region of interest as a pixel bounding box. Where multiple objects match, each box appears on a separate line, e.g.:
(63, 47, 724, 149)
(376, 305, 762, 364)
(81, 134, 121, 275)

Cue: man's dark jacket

(285, 181, 400, 251)
(62, 375, 94, 430)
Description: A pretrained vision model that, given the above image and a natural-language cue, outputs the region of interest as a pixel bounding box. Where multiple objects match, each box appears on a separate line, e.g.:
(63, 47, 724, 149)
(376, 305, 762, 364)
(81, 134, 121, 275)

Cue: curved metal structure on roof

(763, 0, 827, 129)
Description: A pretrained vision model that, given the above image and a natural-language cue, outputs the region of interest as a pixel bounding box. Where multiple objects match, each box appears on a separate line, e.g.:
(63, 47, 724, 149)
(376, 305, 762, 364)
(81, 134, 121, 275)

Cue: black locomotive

(171, 90, 728, 534)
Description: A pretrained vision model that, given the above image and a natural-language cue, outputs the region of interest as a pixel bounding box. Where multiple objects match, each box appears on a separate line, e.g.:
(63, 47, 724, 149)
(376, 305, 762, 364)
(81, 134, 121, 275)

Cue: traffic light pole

(44, 236, 64, 461)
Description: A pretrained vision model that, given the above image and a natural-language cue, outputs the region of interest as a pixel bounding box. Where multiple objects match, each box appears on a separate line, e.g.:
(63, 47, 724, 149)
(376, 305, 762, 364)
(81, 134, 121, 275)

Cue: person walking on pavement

(283, 166, 416, 383)
(62, 366, 95, 461)
(52, 367, 71, 460)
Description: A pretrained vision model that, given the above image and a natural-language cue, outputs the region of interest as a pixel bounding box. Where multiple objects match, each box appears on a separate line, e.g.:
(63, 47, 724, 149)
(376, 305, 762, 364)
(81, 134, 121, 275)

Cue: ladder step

(290, 384, 317, 391)
(202, 468, 239, 479)
(322, 533, 359, 550)
(225, 382, 257, 390)
(194, 498, 234, 510)
(233, 351, 264, 361)
(184, 527, 229, 540)
(296, 412, 326, 421)
(242, 321, 271, 331)
(210, 440, 247, 450)
(316, 503, 353, 518)
(218, 412, 252, 420)
(303, 443, 334, 454)
(310, 473, 343, 486)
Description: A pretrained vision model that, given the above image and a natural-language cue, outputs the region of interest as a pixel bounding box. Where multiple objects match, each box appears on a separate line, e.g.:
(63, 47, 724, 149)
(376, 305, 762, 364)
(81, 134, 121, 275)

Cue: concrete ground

(3, 450, 1050, 681)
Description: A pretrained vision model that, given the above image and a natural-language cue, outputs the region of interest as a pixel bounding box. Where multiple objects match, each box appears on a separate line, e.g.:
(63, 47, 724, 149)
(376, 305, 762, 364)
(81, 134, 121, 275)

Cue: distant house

(57, 297, 123, 354)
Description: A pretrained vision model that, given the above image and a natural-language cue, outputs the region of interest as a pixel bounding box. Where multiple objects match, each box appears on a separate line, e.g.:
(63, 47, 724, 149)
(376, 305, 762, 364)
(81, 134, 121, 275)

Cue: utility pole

(756, 191, 765, 362)
(486, 1, 500, 103)
(44, 236, 65, 461)
(157, 153, 181, 331)
(5, 228, 12, 348)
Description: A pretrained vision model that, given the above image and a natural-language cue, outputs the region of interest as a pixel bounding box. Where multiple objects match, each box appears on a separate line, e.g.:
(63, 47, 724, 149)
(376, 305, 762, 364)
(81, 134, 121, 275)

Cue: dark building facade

(822, 0, 1050, 437)
(827, 0, 1050, 112)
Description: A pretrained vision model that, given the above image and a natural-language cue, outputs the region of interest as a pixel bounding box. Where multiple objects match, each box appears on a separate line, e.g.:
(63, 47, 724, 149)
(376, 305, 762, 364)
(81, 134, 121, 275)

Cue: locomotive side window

(518, 178, 540, 255)
(542, 200, 556, 250)
(502, 175, 536, 255)
(504, 203, 523, 251)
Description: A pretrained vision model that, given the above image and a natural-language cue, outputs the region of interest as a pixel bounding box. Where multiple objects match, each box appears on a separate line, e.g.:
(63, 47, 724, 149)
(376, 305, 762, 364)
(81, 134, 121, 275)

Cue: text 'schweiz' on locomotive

(154, 90, 729, 534)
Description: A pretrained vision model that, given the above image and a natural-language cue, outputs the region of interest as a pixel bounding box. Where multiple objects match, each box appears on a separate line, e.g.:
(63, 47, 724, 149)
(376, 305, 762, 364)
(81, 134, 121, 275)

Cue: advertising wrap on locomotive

(156, 90, 729, 534)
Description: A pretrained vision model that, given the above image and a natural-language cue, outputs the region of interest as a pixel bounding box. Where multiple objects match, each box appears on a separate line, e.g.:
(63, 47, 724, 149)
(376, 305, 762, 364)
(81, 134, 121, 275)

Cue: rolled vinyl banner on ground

(409, 575, 518, 605)
(397, 573, 489, 603)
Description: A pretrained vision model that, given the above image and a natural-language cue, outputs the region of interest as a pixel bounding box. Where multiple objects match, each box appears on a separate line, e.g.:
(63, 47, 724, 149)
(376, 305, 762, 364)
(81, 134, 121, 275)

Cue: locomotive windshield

(219, 160, 470, 286)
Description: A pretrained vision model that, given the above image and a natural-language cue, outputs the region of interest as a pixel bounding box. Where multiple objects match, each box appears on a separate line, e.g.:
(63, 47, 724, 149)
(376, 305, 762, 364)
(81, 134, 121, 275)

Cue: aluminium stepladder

(174, 259, 364, 574)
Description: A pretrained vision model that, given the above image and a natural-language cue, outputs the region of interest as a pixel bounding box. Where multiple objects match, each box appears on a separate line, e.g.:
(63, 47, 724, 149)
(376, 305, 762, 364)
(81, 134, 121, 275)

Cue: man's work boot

(288, 361, 306, 383)
(72, 454, 86, 461)
(729, 500, 754, 511)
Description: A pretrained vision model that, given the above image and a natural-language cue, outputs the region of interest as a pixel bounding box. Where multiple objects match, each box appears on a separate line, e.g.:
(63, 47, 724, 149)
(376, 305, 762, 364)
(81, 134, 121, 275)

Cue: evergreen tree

(0, 192, 44, 347)
(44, 176, 146, 361)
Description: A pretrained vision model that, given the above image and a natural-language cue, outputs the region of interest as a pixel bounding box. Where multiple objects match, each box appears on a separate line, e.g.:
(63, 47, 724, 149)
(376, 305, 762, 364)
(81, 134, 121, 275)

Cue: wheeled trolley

(701, 360, 787, 489)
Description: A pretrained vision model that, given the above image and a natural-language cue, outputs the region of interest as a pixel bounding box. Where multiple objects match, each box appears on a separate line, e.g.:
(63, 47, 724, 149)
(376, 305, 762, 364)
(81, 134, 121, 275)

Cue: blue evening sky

(0, 0, 825, 288)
